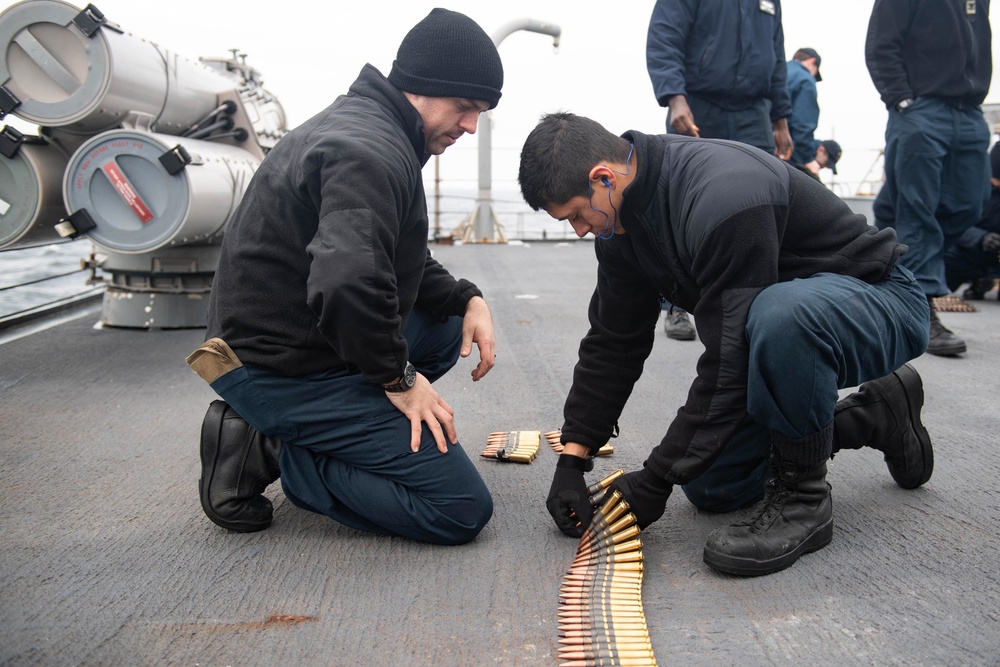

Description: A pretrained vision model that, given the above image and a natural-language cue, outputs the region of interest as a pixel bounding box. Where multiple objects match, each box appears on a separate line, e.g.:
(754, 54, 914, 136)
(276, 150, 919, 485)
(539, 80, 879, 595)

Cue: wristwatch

(896, 98, 915, 113)
(383, 361, 416, 393)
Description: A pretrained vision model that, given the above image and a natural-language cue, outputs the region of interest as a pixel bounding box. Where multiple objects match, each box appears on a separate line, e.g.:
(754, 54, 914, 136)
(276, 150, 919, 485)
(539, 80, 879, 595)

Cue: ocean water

(0, 241, 101, 319)
(0, 190, 576, 321)
(428, 188, 576, 241)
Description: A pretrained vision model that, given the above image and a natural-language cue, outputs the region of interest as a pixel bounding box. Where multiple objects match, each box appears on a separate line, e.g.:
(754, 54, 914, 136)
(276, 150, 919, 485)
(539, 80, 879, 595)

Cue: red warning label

(100, 161, 153, 223)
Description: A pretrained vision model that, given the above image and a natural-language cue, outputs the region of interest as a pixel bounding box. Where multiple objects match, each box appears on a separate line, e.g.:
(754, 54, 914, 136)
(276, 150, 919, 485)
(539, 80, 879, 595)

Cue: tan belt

(185, 337, 243, 384)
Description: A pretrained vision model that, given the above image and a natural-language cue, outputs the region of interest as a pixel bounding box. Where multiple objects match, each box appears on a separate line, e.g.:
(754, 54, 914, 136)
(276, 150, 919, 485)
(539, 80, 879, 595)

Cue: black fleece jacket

(206, 65, 481, 383)
(560, 131, 904, 486)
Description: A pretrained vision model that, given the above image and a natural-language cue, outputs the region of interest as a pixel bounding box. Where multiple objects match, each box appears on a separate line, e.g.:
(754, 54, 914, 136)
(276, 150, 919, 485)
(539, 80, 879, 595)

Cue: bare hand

(386, 373, 457, 454)
(772, 118, 793, 161)
(668, 95, 700, 137)
(461, 296, 496, 381)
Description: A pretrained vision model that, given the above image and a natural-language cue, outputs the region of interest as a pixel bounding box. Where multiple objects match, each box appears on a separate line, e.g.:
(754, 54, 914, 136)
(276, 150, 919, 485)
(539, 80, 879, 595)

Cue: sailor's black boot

(832, 363, 933, 489)
(199, 400, 282, 533)
(962, 276, 995, 301)
(703, 454, 833, 576)
(927, 296, 967, 356)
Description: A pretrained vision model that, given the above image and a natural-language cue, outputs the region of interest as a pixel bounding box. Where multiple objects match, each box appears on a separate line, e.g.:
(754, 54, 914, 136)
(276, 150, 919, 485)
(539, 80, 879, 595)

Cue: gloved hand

(607, 469, 673, 529)
(546, 454, 594, 537)
(981, 232, 1000, 252)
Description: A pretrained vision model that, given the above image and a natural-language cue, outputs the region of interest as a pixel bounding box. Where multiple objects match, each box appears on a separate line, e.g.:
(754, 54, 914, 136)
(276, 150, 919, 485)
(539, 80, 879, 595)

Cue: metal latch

(72, 4, 107, 38)
(0, 125, 24, 158)
(0, 86, 21, 119)
(158, 145, 192, 175)
(55, 209, 98, 239)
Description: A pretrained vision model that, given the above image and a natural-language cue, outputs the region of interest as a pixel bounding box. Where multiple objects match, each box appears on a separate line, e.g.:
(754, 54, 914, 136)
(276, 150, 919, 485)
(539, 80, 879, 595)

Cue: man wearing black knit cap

(187, 9, 504, 545)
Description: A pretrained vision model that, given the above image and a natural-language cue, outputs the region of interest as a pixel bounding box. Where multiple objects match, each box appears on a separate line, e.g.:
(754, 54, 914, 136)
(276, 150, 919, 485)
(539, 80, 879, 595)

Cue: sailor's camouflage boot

(703, 453, 833, 576)
(199, 400, 282, 532)
(832, 363, 933, 489)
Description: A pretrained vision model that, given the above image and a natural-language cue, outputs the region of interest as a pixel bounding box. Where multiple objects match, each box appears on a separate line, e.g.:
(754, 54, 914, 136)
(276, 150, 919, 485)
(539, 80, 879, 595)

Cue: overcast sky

(3, 0, 999, 200)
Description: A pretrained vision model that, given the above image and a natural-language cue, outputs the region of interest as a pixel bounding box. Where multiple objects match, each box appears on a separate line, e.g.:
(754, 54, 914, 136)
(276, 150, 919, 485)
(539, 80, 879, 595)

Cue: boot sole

(199, 400, 272, 533)
(664, 329, 696, 341)
(926, 340, 966, 356)
(702, 518, 834, 577)
(889, 364, 934, 489)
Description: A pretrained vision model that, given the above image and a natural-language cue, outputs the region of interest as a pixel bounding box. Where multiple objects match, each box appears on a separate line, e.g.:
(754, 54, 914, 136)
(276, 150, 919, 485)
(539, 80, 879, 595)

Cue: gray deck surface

(2, 240, 999, 666)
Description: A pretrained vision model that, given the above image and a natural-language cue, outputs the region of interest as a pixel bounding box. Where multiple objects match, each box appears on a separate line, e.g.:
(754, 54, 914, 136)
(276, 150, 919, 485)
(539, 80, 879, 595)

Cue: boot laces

(737, 477, 792, 533)
(929, 310, 955, 336)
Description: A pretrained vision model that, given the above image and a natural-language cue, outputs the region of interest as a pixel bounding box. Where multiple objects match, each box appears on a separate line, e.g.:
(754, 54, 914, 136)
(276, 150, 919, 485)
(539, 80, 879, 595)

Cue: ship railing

(0, 239, 104, 331)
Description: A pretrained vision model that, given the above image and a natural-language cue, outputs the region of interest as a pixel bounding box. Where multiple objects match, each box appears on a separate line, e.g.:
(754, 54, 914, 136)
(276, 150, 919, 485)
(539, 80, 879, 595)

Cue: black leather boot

(703, 455, 833, 576)
(927, 296, 967, 356)
(199, 400, 282, 533)
(832, 363, 933, 489)
(962, 276, 995, 300)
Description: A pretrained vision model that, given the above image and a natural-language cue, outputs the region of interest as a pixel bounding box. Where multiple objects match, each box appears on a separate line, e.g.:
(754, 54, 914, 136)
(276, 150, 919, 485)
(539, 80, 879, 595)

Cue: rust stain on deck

(262, 614, 317, 627)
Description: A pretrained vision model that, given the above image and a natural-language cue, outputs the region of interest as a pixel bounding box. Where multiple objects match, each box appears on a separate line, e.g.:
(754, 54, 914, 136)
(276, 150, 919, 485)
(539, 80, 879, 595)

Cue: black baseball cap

(819, 140, 842, 173)
(800, 47, 822, 81)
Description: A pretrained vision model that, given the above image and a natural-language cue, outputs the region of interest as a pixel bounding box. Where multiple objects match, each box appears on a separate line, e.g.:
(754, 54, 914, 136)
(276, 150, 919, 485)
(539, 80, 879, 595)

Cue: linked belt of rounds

(558, 469, 658, 667)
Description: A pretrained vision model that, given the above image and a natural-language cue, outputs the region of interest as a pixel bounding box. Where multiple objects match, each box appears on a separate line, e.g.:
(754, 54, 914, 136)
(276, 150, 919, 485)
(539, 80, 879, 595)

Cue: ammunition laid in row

(557, 474, 658, 667)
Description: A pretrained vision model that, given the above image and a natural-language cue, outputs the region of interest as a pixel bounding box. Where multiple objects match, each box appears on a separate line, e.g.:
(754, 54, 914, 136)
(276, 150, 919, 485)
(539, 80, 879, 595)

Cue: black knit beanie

(388, 8, 503, 109)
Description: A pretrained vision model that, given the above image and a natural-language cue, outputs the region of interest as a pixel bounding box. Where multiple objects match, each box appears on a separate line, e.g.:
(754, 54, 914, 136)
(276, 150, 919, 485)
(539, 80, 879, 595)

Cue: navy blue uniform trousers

(945, 243, 1000, 291)
(873, 97, 990, 297)
(668, 95, 775, 154)
(210, 309, 492, 545)
(682, 264, 929, 512)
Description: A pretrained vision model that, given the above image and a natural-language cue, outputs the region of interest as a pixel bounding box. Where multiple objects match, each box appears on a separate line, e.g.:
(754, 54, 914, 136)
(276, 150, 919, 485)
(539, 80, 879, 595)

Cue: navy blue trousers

(873, 97, 991, 297)
(682, 265, 929, 512)
(210, 309, 492, 545)
(945, 244, 1000, 292)
(668, 95, 775, 154)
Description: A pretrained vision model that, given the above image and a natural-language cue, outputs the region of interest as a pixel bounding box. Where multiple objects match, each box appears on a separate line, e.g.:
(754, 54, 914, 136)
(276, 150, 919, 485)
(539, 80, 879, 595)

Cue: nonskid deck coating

(2, 241, 998, 666)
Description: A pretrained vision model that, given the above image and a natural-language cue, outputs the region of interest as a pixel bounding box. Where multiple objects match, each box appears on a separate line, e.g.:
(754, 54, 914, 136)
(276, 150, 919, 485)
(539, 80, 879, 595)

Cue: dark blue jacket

(646, 0, 792, 120)
(207, 65, 481, 382)
(866, 0, 992, 110)
(786, 59, 819, 166)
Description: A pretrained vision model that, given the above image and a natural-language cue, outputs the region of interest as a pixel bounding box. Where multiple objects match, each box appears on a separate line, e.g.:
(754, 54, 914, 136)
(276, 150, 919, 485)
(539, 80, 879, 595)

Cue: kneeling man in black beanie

(188, 9, 503, 544)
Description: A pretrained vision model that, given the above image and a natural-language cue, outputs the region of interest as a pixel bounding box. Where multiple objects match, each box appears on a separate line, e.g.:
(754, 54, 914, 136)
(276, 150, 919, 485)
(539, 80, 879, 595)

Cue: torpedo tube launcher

(0, 125, 82, 248)
(0, 0, 286, 328)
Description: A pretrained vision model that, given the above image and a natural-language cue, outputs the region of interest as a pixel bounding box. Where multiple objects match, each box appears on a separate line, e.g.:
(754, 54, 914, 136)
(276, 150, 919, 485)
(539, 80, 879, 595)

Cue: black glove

(546, 454, 594, 537)
(981, 232, 1000, 252)
(607, 469, 673, 529)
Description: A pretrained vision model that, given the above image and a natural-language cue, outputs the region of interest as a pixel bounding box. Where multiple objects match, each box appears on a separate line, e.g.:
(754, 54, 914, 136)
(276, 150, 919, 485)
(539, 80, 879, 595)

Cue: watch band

(383, 361, 416, 393)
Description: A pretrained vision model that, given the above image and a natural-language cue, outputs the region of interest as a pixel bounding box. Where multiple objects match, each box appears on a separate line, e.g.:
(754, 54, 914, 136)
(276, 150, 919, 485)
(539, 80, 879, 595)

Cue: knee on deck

(424, 490, 494, 545)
